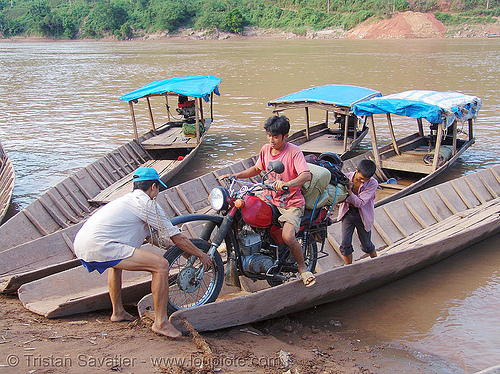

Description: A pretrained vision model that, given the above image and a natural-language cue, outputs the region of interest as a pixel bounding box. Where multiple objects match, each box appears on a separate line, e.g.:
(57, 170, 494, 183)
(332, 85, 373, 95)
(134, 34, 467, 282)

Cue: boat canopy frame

(119, 75, 222, 144)
(268, 85, 382, 153)
(353, 90, 482, 172)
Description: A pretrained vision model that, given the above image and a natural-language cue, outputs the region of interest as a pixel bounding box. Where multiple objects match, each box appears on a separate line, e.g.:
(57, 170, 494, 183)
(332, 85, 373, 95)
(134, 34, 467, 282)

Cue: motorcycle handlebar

(226, 177, 289, 194)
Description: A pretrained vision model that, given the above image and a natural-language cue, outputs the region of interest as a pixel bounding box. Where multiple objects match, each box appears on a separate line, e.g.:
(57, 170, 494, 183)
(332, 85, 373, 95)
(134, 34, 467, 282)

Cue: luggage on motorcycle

(305, 153, 349, 187)
(302, 162, 349, 210)
(302, 163, 331, 210)
(317, 183, 348, 207)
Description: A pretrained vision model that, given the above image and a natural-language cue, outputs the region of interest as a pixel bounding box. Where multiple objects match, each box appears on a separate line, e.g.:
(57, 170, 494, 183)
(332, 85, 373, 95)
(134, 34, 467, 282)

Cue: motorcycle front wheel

(164, 239, 224, 314)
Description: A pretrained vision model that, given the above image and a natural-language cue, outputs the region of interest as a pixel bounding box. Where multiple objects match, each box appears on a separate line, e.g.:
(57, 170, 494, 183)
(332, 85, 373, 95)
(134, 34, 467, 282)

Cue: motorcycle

(163, 161, 332, 313)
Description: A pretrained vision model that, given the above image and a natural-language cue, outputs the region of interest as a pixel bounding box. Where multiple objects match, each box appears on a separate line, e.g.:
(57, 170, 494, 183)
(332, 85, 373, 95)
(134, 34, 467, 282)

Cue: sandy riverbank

(1, 293, 441, 373)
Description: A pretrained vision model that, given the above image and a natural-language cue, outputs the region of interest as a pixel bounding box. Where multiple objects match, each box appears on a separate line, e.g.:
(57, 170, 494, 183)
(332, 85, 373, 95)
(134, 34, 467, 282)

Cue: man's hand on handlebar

(272, 180, 289, 192)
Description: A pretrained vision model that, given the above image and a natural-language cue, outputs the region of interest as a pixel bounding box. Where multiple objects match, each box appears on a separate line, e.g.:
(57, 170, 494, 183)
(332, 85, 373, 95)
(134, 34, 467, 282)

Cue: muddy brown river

(1, 38, 499, 372)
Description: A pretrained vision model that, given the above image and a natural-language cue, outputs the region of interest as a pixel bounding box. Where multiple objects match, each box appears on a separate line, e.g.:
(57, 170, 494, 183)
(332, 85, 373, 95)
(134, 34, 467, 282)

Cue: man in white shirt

(74, 167, 211, 338)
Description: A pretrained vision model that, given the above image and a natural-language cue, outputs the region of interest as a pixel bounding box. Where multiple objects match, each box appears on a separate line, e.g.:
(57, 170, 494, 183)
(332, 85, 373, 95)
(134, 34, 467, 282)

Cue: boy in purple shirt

(337, 159, 378, 265)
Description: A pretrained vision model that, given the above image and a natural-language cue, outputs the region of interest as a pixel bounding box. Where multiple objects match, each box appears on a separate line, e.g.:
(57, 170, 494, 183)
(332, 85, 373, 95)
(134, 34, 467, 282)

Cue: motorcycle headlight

(209, 187, 229, 211)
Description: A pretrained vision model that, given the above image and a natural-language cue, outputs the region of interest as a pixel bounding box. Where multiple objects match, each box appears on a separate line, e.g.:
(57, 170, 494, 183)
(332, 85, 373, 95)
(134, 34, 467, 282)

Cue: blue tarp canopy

(353, 90, 482, 127)
(119, 75, 221, 103)
(268, 85, 382, 108)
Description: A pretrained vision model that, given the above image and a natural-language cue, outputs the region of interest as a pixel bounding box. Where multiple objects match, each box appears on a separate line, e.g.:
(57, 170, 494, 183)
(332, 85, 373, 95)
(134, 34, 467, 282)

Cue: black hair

(263, 115, 290, 136)
(133, 180, 158, 192)
(357, 159, 376, 178)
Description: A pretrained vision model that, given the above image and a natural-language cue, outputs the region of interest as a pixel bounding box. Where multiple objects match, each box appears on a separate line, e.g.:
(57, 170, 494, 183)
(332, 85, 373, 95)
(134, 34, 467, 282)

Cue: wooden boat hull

(16, 165, 500, 319)
(0, 141, 15, 223)
(166, 198, 500, 332)
(0, 124, 207, 252)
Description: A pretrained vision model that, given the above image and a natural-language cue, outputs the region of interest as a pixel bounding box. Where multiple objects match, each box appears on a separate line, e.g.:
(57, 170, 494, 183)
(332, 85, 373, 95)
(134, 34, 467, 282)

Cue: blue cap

(133, 167, 168, 189)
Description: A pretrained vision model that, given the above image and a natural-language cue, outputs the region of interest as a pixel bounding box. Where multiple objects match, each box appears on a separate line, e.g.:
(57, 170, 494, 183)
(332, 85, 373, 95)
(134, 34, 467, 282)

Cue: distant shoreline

(2, 19, 499, 42)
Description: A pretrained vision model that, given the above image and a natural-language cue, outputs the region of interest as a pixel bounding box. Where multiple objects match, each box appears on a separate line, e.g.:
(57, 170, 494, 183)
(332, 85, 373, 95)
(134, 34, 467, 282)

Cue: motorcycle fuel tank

(240, 195, 273, 228)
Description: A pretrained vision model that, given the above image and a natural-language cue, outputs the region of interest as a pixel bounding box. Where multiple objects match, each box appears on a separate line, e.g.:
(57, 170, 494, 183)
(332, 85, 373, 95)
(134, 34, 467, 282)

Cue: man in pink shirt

(222, 115, 315, 286)
(337, 159, 378, 265)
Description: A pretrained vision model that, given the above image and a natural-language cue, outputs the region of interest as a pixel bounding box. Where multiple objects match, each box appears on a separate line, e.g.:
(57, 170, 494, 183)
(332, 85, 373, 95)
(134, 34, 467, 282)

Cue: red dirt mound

(346, 11, 445, 39)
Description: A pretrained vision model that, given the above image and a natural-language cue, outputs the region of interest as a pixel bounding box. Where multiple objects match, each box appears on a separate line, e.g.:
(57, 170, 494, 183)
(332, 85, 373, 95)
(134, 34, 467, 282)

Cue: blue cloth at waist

(80, 259, 122, 274)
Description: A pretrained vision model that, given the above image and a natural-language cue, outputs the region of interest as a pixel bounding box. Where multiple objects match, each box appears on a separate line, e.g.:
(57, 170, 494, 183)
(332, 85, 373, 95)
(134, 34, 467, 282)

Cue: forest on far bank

(1, 0, 499, 39)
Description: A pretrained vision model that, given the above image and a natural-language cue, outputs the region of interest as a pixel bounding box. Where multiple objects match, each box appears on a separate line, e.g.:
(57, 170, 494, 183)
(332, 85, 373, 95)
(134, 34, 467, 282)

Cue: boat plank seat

(299, 132, 350, 155)
(381, 154, 434, 174)
(141, 120, 212, 150)
(89, 159, 182, 205)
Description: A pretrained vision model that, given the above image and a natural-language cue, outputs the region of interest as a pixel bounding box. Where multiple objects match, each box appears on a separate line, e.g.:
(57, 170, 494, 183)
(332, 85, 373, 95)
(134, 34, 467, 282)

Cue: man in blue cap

(74, 167, 212, 338)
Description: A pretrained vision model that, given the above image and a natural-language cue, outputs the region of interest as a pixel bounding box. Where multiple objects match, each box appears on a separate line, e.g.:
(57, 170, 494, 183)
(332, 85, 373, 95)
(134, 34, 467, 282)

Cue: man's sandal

(300, 271, 316, 287)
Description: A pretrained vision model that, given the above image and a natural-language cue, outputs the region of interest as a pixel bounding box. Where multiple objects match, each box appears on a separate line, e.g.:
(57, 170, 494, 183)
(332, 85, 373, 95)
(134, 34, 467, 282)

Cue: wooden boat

(15, 164, 500, 319)
(268, 84, 381, 157)
(0, 140, 15, 223)
(0, 75, 221, 252)
(150, 165, 500, 332)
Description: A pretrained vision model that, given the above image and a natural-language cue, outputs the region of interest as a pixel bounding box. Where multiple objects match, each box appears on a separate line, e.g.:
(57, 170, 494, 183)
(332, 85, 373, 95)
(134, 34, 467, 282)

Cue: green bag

(182, 122, 205, 137)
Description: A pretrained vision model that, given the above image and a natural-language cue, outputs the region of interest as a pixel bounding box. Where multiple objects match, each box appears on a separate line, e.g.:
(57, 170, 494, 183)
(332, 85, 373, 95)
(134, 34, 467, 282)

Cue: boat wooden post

(146, 97, 156, 132)
(305, 107, 310, 140)
(452, 120, 457, 155)
(387, 113, 401, 155)
(353, 116, 357, 142)
(128, 101, 139, 141)
(468, 118, 474, 141)
(432, 123, 444, 171)
(325, 110, 329, 127)
(165, 95, 170, 122)
(367, 115, 382, 169)
(417, 118, 424, 136)
(195, 98, 200, 143)
(210, 92, 214, 120)
(199, 97, 204, 122)
(343, 115, 348, 152)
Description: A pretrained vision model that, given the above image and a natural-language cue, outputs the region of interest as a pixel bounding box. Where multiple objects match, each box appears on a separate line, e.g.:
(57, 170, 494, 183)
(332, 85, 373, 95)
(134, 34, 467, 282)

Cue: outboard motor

(176, 95, 195, 119)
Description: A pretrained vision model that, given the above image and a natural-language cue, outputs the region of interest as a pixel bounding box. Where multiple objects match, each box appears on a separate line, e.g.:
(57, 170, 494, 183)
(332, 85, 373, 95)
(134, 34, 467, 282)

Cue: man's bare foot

(152, 321, 182, 339)
(110, 311, 135, 322)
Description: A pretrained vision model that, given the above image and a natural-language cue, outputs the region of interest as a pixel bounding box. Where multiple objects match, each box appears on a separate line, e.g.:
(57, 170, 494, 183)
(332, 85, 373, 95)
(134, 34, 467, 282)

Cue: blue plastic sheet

(268, 85, 381, 108)
(353, 90, 482, 127)
(119, 75, 221, 102)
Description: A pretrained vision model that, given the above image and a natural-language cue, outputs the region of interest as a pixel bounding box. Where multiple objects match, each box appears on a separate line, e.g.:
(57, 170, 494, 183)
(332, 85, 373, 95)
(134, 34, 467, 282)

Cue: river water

(0, 38, 499, 372)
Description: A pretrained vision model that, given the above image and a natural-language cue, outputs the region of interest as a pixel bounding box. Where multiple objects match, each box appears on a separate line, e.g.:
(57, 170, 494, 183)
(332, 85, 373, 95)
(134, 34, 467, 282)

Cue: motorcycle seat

(300, 209, 323, 227)
(271, 204, 323, 228)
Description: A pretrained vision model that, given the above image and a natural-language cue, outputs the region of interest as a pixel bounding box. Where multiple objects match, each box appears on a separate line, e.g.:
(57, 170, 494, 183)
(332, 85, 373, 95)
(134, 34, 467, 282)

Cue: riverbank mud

(0, 294, 442, 373)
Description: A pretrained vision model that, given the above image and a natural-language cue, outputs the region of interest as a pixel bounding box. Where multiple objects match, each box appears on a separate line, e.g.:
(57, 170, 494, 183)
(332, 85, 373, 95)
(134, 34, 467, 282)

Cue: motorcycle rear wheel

(266, 232, 318, 287)
(164, 239, 224, 314)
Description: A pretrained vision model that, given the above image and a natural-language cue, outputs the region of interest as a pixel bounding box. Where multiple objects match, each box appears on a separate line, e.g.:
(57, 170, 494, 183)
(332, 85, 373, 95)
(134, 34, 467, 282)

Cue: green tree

(83, 0, 128, 37)
(225, 8, 243, 32)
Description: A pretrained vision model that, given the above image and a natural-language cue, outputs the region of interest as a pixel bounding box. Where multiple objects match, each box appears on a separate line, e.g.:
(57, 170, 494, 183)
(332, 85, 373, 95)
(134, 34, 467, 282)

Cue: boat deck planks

(15, 164, 500, 319)
(90, 159, 182, 204)
(141, 120, 211, 150)
(298, 133, 346, 155)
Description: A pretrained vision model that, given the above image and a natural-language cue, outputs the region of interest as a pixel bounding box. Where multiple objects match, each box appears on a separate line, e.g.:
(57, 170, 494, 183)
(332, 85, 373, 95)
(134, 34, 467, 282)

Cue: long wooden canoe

(0, 140, 15, 224)
(16, 164, 500, 318)
(0, 76, 221, 251)
(160, 165, 500, 332)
